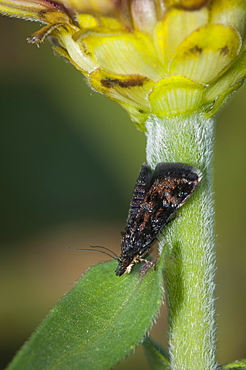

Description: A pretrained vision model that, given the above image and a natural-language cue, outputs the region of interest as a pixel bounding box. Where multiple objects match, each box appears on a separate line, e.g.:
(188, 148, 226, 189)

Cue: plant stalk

(145, 113, 217, 370)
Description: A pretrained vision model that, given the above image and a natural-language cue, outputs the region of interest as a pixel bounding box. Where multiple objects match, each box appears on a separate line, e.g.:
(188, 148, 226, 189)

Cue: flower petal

(149, 76, 205, 117)
(204, 50, 246, 109)
(0, 0, 62, 22)
(210, 0, 246, 38)
(57, 29, 98, 72)
(60, 0, 116, 14)
(131, 0, 157, 35)
(89, 68, 154, 108)
(153, 7, 208, 66)
(170, 24, 242, 83)
(164, 0, 210, 10)
(83, 32, 163, 80)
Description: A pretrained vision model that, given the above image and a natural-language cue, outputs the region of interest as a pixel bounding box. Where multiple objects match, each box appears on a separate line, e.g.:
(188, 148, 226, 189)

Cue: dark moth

(116, 162, 201, 276)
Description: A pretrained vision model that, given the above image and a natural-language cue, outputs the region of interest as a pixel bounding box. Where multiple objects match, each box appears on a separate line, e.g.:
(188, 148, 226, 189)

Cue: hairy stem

(145, 113, 217, 370)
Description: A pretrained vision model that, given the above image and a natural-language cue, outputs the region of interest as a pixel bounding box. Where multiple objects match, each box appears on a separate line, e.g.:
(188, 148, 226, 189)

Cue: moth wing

(126, 163, 200, 249)
(124, 163, 152, 230)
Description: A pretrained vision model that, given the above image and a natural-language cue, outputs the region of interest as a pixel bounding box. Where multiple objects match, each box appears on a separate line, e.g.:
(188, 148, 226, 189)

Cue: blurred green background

(0, 16, 246, 370)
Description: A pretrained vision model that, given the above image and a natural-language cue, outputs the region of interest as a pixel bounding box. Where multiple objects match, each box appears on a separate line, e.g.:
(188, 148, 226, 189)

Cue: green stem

(145, 113, 217, 370)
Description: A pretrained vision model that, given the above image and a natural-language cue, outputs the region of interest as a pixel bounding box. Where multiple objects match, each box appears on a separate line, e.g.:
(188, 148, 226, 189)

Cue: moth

(115, 162, 201, 276)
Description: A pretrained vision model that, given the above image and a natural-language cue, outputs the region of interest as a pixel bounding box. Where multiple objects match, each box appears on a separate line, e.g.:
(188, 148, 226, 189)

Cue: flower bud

(1, 0, 246, 130)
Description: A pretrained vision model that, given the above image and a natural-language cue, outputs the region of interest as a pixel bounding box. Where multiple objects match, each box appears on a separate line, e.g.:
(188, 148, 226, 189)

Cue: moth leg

(136, 247, 156, 276)
(139, 258, 157, 277)
(166, 214, 181, 226)
(125, 246, 152, 275)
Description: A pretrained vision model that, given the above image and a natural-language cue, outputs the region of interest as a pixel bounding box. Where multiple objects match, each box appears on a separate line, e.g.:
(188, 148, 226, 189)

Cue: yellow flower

(1, 0, 246, 130)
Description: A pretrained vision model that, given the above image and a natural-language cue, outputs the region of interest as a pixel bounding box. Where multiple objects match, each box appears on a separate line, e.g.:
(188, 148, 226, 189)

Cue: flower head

(1, 0, 246, 130)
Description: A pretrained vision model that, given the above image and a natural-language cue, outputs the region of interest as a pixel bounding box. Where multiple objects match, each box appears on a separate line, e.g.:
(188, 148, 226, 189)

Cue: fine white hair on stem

(145, 113, 217, 370)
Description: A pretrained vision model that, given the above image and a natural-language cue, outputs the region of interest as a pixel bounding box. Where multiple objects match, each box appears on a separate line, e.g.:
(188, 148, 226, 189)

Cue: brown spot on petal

(189, 45, 203, 54)
(182, 45, 203, 57)
(220, 46, 229, 56)
(101, 76, 148, 88)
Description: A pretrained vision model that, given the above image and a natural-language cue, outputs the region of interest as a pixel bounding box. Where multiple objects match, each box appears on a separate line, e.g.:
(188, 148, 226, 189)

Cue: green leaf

(222, 359, 246, 369)
(143, 336, 170, 370)
(8, 257, 164, 370)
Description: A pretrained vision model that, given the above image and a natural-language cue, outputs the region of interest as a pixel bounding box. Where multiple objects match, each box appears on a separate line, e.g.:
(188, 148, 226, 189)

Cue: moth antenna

(90, 245, 119, 259)
(67, 246, 119, 260)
